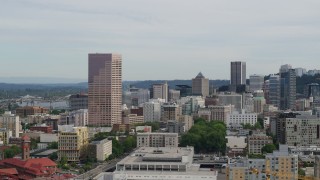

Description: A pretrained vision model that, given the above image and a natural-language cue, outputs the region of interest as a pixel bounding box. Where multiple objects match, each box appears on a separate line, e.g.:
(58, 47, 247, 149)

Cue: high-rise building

(143, 100, 162, 122)
(249, 74, 264, 92)
(192, 72, 209, 97)
(268, 75, 280, 108)
(88, 53, 122, 126)
(151, 82, 168, 102)
(230, 61, 246, 91)
(280, 68, 296, 110)
(69, 93, 88, 111)
(295, 67, 306, 77)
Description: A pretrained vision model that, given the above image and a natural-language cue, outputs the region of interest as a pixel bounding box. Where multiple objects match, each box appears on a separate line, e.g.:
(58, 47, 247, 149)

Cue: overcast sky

(1, 0, 320, 82)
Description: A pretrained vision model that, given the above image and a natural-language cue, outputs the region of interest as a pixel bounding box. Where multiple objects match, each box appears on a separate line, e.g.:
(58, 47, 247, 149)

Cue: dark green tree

(261, 144, 276, 154)
(180, 119, 226, 153)
(47, 141, 58, 149)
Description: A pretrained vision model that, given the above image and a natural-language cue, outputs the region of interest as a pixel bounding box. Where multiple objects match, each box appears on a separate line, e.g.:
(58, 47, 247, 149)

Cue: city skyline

(1, 0, 320, 81)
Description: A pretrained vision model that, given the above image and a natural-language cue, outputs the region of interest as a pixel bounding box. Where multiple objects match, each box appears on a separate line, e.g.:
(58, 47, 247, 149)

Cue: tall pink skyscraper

(88, 53, 122, 126)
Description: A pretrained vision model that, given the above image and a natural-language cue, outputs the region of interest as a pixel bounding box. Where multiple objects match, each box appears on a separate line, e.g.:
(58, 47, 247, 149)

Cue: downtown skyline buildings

(88, 53, 122, 126)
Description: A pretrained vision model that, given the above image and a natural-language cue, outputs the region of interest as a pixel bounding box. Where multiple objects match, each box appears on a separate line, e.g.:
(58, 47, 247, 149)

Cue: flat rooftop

(117, 147, 194, 166)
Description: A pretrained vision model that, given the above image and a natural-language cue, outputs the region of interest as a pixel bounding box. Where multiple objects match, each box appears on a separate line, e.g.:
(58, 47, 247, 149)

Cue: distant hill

(123, 80, 230, 90)
(0, 82, 87, 90)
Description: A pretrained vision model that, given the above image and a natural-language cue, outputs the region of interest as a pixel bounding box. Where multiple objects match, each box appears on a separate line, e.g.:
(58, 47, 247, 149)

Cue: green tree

(123, 136, 136, 152)
(49, 152, 58, 161)
(257, 118, 264, 129)
(298, 168, 306, 176)
(261, 144, 276, 154)
(47, 141, 58, 149)
(4, 145, 21, 158)
(180, 119, 226, 153)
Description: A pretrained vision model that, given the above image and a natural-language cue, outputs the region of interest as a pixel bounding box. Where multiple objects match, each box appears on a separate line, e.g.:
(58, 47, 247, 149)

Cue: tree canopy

(261, 144, 276, 154)
(180, 118, 227, 153)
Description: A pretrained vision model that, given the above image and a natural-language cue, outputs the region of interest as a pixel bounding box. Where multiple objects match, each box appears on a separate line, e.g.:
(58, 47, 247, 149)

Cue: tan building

(58, 127, 89, 162)
(88, 53, 122, 126)
(15, 106, 49, 118)
(122, 114, 144, 125)
(161, 103, 182, 122)
(0, 128, 12, 145)
(178, 115, 193, 132)
(253, 97, 266, 114)
(152, 82, 168, 102)
(247, 133, 273, 154)
(265, 145, 298, 180)
(137, 133, 178, 148)
(0, 111, 20, 137)
(315, 156, 320, 178)
(88, 138, 112, 162)
(202, 105, 232, 122)
(192, 72, 209, 97)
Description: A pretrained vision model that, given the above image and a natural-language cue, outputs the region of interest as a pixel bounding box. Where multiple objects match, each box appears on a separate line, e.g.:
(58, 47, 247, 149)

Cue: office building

(111, 146, 217, 180)
(192, 72, 209, 97)
(58, 127, 89, 162)
(15, 106, 49, 118)
(265, 145, 298, 180)
(306, 83, 320, 101)
(268, 74, 280, 108)
(143, 100, 162, 122)
(122, 114, 144, 125)
(88, 138, 112, 162)
(247, 133, 273, 154)
(0, 128, 12, 145)
(218, 93, 242, 112)
(60, 109, 88, 126)
(280, 68, 296, 110)
(272, 113, 320, 146)
(151, 82, 168, 102)
(168, 89, 180, 102)
(176, 85, 192, 97)
(123, 87, 149, 107)
(198, 105, 232, 122)
(69, 93, 88, 111)
(226, 110, 257, 128)
(253, 96, 266, 114)
(137, 133, 178, 148)
(249, 74, 264, 92)
(0, 112, 20, 138)
(161, 103, 182, 122)
(88, 53, 122, 126)
(230, 61, 246, 91)
(295, 67, 306, 77)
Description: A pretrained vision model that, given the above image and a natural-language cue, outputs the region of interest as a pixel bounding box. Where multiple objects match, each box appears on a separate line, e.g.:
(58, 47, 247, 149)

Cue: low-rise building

(137, 133, 178, 148)
(122, 114, 144, 125)
(226, 136, 247, 157)
(30, 125, 53, 133)
(226, 110, 257, 128)
(112, 146, 218, 180)
(15, 106, 49, 118)
(88, 138, 112, 162)
(248, 133, 273, 154)
(40, 133, 58, 143)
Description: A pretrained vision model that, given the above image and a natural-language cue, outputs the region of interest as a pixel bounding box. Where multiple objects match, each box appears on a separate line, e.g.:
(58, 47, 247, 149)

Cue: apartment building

(15, 106, 49, 118)
(137, 133, 178, 148)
